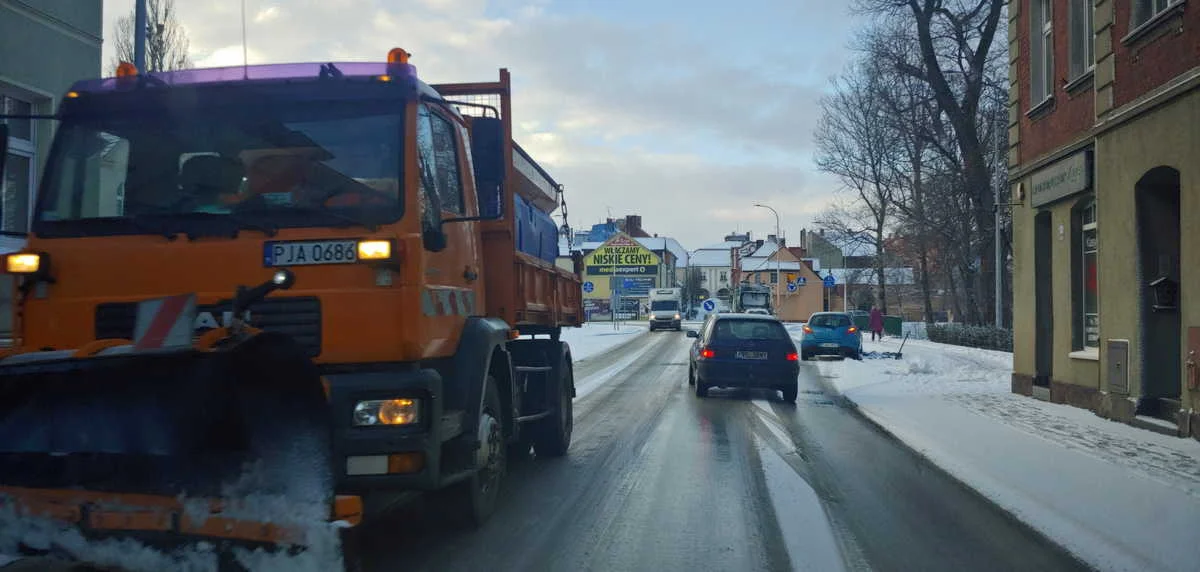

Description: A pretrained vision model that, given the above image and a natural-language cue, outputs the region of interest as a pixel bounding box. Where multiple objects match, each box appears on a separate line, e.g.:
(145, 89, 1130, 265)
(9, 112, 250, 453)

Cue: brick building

(1008, 0, 1199, 439)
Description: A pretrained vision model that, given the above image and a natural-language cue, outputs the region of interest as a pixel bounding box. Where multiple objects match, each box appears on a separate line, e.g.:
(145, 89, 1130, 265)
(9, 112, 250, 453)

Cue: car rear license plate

(263, 240, 358, 267)
(736, 351, 768, 360)
(820, 343, 839, 348)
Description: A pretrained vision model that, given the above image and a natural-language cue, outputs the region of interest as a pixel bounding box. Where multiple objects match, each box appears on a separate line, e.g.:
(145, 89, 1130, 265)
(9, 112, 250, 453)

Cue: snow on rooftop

(689, 249, 734, 267)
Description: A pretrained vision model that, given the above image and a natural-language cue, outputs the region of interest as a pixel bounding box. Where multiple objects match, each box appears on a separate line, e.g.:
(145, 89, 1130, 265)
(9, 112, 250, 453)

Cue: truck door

(416, 102, 483, 353)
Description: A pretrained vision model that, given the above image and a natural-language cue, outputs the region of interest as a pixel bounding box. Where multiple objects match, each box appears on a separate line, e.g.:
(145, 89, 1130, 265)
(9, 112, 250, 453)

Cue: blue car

(800, 312, 863, 360)
(687, 313, 800, 403)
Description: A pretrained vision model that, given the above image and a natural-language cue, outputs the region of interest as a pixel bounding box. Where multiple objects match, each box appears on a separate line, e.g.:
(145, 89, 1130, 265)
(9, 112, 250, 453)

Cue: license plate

(735, 351, 768, 360)
(263, 240, 358, 267)
(821, 343, 839, 348)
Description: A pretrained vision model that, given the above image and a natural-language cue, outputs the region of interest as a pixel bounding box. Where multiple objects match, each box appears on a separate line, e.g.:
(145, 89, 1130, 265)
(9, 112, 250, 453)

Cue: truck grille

(95, 297, 322, 357)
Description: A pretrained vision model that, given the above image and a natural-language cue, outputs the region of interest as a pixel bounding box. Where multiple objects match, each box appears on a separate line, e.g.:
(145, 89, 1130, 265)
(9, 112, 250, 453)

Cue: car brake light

(786, 352, 799, 361)
(847, 326, 858, 333)
(802, 325, 813, 334)
(700, 348, 715, 359)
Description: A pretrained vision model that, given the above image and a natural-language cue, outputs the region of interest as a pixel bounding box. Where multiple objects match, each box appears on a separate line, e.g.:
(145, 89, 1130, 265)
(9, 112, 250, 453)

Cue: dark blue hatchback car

(687, 314, 800, 403)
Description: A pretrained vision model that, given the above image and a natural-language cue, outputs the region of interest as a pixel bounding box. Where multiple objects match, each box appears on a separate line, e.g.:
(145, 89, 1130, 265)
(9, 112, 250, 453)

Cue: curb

(837, 395, 1097, 571)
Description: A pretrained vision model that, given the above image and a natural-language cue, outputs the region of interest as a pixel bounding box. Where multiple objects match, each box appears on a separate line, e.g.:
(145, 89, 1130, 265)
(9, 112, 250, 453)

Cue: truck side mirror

(0, 124, 8, 185)
(423, 227, 447, 252)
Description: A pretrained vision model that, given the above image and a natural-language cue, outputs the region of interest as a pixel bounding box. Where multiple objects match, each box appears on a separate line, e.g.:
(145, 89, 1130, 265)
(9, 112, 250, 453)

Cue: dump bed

(432, 70, 582, 332)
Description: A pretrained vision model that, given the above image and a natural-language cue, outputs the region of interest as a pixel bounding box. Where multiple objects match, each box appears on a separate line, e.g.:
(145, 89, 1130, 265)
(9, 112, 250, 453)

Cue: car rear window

(809, 314, 851, 328)
(712, 320, 789, 341)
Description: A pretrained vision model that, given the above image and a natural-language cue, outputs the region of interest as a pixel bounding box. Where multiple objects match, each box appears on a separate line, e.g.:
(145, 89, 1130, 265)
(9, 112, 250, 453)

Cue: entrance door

(1137, 167, 1182, 407)
(1034, 212, 1054, 386)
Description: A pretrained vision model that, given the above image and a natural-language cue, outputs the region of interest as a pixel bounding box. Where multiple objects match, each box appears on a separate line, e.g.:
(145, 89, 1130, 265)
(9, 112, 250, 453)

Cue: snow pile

(804, 334, 1200, 572)
(558, 322, 647, 362)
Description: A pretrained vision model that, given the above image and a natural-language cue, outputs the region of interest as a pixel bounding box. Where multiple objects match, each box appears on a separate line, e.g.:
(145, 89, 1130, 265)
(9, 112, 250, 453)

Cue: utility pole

(754, 203, 781, 313)
(134, 0, 147, 71)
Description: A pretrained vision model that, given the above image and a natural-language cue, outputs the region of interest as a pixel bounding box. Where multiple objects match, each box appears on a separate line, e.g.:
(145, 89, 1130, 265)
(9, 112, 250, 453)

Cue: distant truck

(736, 283, 772, 315)
(648, 288, 683, 331)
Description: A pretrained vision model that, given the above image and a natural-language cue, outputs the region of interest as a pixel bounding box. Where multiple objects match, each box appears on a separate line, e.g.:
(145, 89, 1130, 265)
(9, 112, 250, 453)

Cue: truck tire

(444, 375, 506, 527)
(532, 352, 572, 458)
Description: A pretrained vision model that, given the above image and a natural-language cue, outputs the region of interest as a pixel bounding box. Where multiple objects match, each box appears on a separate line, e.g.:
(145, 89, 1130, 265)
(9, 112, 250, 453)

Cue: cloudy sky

(101, 0, 858, 250)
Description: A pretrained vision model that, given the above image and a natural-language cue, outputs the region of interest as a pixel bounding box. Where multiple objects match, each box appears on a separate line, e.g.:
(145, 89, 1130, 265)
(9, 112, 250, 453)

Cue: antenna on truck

(241, 0, 249, 79)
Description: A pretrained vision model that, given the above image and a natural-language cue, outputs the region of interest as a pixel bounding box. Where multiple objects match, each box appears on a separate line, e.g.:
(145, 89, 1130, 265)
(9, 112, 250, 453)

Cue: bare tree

(814, 60, 900, 313)
(110, 0, 192, 74)
(854, 0, 1008, 325)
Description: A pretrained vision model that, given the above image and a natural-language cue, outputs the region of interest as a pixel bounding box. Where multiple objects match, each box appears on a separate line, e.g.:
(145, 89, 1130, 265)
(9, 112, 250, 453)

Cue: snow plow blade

(0, 332, 355, 571)
(0, 486, 363, 571)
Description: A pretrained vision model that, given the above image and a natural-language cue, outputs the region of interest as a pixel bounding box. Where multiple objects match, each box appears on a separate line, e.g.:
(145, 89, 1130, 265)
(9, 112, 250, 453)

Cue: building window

(1133, 0, 1182, 28)
(1068, 0, 1094, 79)
(719, 270, 727, 283)
(1030, 0, 1054, 104)
(1074, 198, 1099, 349)
(769, 270, 778, 284)
(1, 94, 35, 235)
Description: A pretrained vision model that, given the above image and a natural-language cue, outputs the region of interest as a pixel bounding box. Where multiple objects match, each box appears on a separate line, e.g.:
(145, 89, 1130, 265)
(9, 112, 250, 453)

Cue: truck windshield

(741, 292, 769, 306)
(35, 94, 403, 237)
(650, 300, 678, 311)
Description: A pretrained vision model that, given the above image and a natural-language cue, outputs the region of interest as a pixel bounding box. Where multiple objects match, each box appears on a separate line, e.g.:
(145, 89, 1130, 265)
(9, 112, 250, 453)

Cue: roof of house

(739, 258, 807, 272)
(823, 267, 916, 285)
(697, 240, 746, 251)
(564, 236, 689, 265)
(689, 249, 733, 267)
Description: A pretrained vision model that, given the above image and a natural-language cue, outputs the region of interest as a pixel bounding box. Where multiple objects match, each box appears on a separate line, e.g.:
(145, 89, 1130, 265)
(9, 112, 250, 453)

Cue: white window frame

(1068, 0, 1095, 80)
(1030, 0, 1055, 105)
(1133, 0, 1184, 28)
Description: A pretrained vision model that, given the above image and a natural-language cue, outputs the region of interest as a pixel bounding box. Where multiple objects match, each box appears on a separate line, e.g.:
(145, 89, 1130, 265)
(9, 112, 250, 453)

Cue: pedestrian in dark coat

(869, 305, 884, 342)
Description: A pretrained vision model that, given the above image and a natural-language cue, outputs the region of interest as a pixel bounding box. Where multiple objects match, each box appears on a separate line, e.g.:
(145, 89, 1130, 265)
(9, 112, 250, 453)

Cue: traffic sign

(702, 299, 717, 312)
(798, 276, 807, 286)
(823, 274, 836, 288)
(787, 281, 797, 293)
(623, 278, 635, 289)
(583, 281, 594, 293)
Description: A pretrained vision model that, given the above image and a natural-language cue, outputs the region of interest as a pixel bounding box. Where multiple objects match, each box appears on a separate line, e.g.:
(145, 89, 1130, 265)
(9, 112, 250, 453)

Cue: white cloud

(98, 0, 853, 249)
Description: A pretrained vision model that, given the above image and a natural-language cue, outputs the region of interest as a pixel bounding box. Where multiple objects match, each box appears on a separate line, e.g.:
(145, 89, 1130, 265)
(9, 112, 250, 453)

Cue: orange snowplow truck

(0, 50, 581, 568)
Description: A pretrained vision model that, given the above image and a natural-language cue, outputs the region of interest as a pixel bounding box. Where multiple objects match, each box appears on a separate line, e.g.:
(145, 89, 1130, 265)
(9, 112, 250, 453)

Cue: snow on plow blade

(0, 334, 355, 571)
(0, 486, 363, 571)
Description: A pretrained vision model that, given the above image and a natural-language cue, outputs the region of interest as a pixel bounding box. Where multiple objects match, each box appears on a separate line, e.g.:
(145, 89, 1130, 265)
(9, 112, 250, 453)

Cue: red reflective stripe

(135, 295, 190, 349)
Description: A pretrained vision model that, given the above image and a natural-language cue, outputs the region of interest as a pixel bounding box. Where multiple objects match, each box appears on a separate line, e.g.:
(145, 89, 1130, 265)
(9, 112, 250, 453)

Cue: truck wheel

(447, 375, 506, 527)
(533, 353, 572, 458)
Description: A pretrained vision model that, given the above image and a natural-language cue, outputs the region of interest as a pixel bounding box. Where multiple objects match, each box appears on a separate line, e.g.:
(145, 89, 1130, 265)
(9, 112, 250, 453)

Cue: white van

(648, 288, 683, 331)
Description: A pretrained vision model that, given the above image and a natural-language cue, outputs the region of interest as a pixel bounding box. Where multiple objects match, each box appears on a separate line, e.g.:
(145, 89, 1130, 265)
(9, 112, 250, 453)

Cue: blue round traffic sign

(702, 299, 717, 312)
(583, 281, 594, 293)
(823, 275, 836, 288)
(787, 281, 798, 292)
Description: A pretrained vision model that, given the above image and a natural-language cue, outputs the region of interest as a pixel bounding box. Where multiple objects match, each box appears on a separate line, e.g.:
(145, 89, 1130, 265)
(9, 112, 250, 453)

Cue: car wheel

(694, 378, 709, 397)
(688, 366, 696, 386)
(800, 350, 809, 361)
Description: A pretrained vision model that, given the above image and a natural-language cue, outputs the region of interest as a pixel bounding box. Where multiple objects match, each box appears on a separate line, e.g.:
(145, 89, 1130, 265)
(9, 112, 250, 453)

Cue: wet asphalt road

(358, 330, 1089, 572)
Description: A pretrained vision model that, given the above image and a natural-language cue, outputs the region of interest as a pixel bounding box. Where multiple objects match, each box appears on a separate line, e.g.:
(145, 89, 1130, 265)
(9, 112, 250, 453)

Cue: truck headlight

(353, 398, 420, 426)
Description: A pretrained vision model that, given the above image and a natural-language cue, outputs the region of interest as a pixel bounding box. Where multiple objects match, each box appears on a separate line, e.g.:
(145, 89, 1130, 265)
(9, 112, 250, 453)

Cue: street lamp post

(753, 203, 781, 313)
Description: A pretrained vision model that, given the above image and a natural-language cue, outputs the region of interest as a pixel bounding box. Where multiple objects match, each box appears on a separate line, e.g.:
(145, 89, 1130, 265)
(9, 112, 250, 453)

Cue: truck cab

(648, 287, 682, 331)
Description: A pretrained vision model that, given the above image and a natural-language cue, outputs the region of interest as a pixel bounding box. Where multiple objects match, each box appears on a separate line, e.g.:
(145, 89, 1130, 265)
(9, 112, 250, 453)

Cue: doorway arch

(1136, 166, 1181, 415)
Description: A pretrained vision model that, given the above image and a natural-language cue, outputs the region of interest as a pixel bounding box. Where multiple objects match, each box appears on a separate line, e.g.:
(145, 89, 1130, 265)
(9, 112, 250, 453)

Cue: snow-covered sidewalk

(799, 334, 1200, 572)
(558, 321, 647, 362)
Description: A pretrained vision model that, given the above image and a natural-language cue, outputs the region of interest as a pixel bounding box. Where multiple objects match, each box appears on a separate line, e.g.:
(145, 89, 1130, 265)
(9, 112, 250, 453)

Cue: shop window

(1030, 0, 1054, 104)
(1072, 197, 1099, 349)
